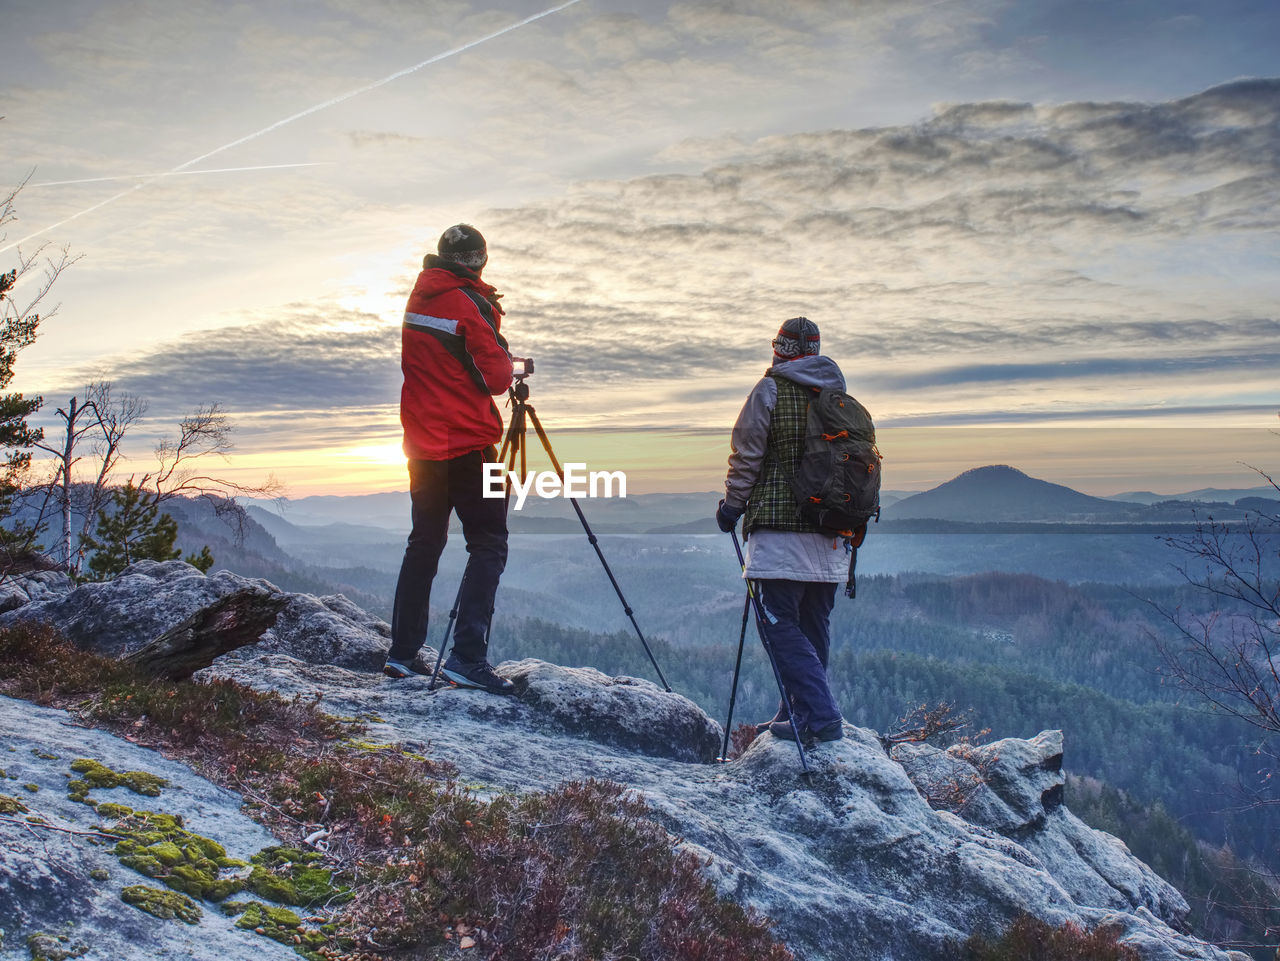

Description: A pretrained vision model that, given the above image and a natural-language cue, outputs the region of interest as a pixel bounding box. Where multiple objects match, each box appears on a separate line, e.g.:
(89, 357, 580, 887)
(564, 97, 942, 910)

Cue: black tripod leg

(730, 530, 810, 774)
(719, 594, 751, 762)
(525, 406, 672, 692)
(428, 574, 466, 691)
(566, 496, 672, 691)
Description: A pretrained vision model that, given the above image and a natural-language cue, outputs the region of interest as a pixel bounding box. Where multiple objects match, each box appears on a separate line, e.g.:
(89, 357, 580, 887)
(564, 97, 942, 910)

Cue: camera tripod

(428, 371, 672, 692)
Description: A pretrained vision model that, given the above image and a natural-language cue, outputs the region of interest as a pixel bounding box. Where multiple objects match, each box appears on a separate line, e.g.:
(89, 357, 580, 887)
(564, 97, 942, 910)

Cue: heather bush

(962, 914, 1140, 961)
(340, 779, 791, 960)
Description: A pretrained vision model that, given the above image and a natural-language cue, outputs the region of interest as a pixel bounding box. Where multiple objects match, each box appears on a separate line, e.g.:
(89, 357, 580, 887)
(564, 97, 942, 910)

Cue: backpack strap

(844, 523, 867, 599)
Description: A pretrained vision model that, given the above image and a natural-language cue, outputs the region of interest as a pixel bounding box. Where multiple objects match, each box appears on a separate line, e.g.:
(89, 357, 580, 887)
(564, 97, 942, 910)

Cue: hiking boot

(767, 719, 844, 744)
(382, 657, 424, 679)
(809, 720, 845, 743)
(765, 720, 796, 740)
(754, 701, 789, 735)
(441, 654, 515, 695)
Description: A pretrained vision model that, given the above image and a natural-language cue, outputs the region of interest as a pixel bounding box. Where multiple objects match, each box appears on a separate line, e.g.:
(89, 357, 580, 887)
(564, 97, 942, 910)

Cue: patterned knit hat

(772, 317, 820, 360)
(437, 224, 487, 271)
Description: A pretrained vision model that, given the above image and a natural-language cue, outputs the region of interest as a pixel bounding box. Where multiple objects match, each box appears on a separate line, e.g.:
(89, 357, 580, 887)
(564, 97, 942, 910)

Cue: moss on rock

(0, 793, 28, 814)
(98, 803, 245, 902)
(235, 902, 327, 958)
(121, 884, 203, 924)
(247, 846, 349, 907)
(69, 758, 168, 797)
(25, 932, 88, 960)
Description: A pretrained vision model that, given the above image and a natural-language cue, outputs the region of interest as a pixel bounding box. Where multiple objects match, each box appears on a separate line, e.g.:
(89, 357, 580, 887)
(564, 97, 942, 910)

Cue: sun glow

(341, 443, 407, 467)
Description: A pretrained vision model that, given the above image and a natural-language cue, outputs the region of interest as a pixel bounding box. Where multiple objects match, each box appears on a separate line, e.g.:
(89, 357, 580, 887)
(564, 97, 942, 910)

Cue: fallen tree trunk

(124, 588, 289, 680)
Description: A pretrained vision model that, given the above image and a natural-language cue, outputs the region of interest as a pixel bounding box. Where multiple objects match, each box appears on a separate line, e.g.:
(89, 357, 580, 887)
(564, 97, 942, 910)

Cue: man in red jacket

(384, 224, 516, 694)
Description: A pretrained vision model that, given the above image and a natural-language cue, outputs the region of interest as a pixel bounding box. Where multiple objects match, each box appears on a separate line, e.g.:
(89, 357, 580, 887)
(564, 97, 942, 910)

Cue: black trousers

(389, 448, 508, 664)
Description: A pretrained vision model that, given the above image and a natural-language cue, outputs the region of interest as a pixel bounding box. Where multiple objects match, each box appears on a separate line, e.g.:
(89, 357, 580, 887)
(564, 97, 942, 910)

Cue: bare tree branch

(1150, 431, 1280, 919)
(132, 403, 282, 546)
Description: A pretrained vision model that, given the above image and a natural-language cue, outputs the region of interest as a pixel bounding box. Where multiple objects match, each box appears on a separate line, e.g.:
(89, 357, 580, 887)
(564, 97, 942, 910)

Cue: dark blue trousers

(757, 579, 842, 733)
(389, 448, 508, 664)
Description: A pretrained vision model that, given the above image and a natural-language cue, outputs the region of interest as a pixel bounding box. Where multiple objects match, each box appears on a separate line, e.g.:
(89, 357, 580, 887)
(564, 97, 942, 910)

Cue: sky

(2, 0, 1278, 497)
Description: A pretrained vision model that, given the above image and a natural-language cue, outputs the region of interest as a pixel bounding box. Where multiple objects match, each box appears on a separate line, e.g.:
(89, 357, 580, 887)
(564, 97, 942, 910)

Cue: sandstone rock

(0, 560, 390, 670)
(894, 730, 1192, 927)
(0, 571, 1247, 961)
(200, 651, 1241, 961)
(502, 659, 722, 762)
(0, 696, 296, 961)
(0, 569, 72, 615)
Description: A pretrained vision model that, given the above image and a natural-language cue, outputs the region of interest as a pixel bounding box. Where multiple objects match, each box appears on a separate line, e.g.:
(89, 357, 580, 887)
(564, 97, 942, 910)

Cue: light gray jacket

(723, 355, 850, 582)
(724, 355, 847, 512)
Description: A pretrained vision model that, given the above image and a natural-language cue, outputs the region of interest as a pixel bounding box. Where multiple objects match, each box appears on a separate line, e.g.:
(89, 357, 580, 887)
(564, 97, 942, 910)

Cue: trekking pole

(729, 529, 810, 774)
(717, 594, 751, 763)
(427, 574, 467, 691)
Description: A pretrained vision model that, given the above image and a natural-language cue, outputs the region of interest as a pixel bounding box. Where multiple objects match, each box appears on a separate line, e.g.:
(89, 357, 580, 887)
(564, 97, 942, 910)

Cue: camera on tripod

(512, 356, 534, 378)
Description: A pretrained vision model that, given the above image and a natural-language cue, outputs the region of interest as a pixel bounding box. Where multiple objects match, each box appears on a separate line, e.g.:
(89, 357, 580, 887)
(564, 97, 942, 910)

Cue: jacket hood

(415, 256, 504, 314)
(770, 354, 845, 391)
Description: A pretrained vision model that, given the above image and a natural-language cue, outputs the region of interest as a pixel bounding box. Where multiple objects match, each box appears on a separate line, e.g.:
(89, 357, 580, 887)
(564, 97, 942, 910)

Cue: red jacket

(401, 257, 514, 460)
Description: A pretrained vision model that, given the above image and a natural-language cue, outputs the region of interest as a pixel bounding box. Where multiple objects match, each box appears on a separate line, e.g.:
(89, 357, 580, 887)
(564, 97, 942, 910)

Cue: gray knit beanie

(772, 317, 820, 359)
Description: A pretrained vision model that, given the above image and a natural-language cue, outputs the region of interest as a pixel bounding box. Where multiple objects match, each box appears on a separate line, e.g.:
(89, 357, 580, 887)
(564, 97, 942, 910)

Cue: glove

(716, 499, 744, 533)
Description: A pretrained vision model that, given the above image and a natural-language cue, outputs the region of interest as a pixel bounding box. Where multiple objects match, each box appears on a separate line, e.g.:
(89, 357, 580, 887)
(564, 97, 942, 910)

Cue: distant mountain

(886, 465, 1144, 523)
(246, 491, 409, 531)
(1104, 485, 1278, 505)
(878, 490, 915, 508)
(243, 474, 1276, 536)
(250, 491, 723, 534)
(1104, 491, 1166, 505)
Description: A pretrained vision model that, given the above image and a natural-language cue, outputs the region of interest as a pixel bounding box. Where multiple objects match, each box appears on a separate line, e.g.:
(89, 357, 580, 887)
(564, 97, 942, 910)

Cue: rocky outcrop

(0, 569, 71, 615)
(0, 559, 390, 670)
(503, 659, 721, 762)
(207, 651, 1245, 961)
(0, 564, 1252, 961)
(892, 731, 1193, 928)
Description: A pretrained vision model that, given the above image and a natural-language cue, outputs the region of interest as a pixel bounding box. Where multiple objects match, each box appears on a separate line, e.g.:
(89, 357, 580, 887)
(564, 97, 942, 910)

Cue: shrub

(962, 914, 1140, 961)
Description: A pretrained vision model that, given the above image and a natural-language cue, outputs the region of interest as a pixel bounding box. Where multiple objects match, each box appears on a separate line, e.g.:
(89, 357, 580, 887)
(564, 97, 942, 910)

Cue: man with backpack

(716, 317, 879, 744)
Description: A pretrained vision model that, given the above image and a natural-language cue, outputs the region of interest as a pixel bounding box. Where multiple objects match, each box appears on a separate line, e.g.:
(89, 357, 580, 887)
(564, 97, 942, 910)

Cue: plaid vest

(743, 374, 825, 538)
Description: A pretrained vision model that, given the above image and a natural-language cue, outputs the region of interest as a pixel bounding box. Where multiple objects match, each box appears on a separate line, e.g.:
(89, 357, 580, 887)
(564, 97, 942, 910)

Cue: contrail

(29, 162, 333, 188)
(1, 0, 583, 254)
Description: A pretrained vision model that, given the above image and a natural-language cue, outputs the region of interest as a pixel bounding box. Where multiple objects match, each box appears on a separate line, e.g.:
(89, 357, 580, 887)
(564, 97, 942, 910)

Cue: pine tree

(184, 544, 215, 573)
(0, 267, 45, 559)
(1, 175, 77, 573)
(82, 482, 181, 580)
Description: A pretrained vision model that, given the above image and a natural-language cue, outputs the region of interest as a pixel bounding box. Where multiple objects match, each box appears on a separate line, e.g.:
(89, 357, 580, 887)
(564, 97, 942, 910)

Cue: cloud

(866, 347, 1280, 391)
(22, 68, 1280, 444)
(56, 309, 399, 413)
(879, 403, 1280, 427)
